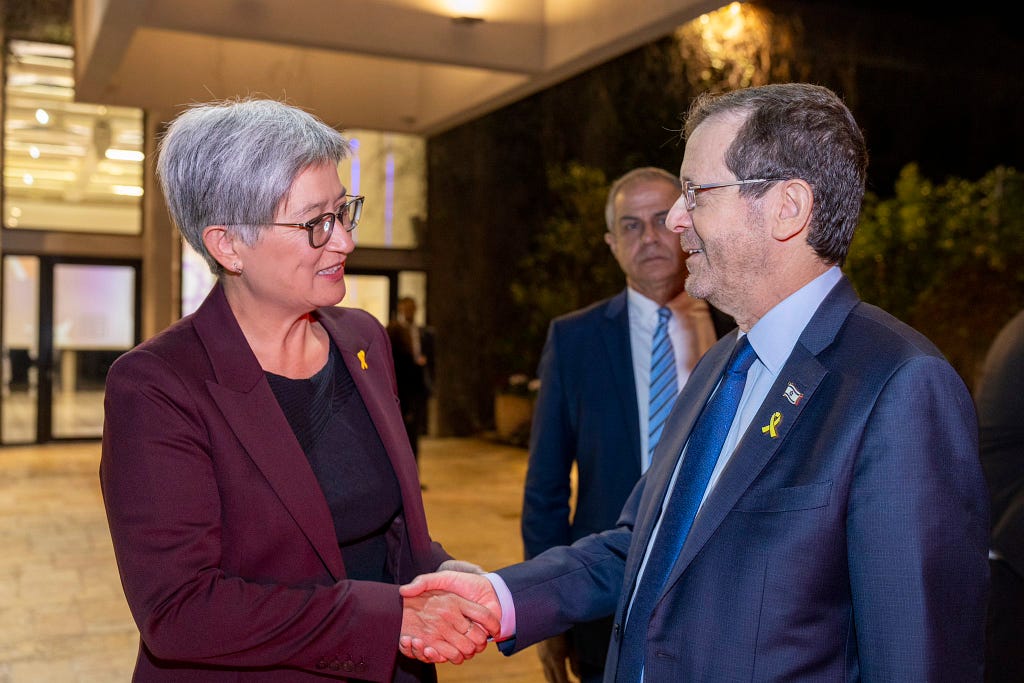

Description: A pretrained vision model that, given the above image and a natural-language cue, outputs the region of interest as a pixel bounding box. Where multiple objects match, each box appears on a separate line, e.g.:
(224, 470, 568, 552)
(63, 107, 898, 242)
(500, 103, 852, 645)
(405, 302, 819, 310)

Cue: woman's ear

(772, 178, 814, 242)
(202, 225, 242, 274)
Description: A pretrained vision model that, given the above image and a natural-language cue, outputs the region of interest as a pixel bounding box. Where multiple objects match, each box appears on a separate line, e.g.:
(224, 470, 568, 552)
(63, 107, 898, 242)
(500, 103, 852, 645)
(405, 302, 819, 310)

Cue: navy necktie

(648, 307, 677, 465)
(616, 336, 758, 682)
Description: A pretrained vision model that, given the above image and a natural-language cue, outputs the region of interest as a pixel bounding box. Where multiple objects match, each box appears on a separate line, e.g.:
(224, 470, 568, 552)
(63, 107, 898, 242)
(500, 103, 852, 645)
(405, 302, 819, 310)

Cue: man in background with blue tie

(401, 83, 989, 681)
(521, 167, 733, 683)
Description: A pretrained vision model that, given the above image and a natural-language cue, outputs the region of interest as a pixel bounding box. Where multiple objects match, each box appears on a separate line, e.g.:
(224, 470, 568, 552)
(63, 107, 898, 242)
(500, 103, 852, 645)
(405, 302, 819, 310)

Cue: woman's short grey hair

(156, 98, 351, 274)
(604, 167, 681, 232)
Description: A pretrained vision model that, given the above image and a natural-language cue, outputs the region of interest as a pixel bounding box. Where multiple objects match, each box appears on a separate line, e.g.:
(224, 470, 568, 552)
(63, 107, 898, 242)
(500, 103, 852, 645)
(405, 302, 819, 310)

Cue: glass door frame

(1, 254, 141, 445)
(346, 267, 400, 324)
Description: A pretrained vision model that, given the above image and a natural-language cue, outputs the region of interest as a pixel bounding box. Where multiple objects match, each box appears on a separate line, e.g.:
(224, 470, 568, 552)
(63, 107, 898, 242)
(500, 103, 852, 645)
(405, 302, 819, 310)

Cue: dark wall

(426, 109, 548, 435)
(427, 0, 1024, 436)
(784, 0, 1023, 193)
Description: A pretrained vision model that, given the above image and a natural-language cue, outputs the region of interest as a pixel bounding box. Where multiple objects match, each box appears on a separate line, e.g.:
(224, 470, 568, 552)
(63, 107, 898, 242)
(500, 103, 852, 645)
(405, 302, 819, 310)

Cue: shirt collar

(745, 267, 842, 375)
(626, 286, 708, 326)
(626, 287, 661, 327)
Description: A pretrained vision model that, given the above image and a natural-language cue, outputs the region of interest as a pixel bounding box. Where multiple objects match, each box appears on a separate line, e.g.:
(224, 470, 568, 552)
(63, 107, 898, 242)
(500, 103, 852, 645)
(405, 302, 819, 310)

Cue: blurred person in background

(975, 308, 1024, 683)
(388, 296, 434, 473)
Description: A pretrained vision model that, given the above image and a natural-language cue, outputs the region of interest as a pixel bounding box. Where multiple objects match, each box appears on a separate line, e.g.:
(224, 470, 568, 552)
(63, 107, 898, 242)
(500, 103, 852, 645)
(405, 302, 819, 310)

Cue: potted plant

(494, 374, 540, 446)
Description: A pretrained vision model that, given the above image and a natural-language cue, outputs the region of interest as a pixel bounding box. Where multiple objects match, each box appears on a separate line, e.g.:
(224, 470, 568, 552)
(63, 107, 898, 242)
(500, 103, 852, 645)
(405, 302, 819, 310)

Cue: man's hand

(399, 588, 498, 664)
(399, 570, 502, 662)
(537, 633, 576, 683)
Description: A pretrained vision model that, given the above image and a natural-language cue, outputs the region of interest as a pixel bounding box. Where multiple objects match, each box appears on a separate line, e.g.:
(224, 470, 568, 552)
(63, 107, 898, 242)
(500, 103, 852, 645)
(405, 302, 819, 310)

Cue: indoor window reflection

(3, 40, 143, 234)
(338, 131, 425, 248)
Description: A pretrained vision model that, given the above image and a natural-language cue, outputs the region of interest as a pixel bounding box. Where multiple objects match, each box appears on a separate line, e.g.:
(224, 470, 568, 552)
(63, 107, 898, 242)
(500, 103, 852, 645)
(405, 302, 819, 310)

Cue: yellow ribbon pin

(761, 411, 782, 438)
(357, 350, 368, 370)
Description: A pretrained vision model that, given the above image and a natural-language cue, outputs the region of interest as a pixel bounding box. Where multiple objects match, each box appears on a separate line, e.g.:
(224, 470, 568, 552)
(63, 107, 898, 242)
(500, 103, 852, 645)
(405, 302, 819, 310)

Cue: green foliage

(846, 164, 1024, 387)
(505, 163, 625, 373)
(508, 161, 1023, 391)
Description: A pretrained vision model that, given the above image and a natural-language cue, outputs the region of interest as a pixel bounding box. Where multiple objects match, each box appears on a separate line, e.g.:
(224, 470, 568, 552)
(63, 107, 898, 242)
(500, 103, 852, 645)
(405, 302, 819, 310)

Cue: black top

(266, 342, 403, 582)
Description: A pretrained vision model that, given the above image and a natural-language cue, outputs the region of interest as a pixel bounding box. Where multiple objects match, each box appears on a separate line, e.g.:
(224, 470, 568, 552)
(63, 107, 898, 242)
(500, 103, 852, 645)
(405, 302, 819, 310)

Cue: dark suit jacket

(387, 322, 432, 404)
(975, 309, 1024, 682)
(977, 308, 1024, 571)
(100, 283, 450, 682)
(501, 277, 989, 681)
(520, 289, 732, 667)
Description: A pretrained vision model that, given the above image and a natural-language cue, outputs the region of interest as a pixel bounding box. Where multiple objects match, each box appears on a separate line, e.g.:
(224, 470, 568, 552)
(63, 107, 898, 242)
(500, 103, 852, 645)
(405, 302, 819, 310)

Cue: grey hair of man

(682, 83, 868, 266)
(156, 98, 351, 274)
(604, 166, 682, 232)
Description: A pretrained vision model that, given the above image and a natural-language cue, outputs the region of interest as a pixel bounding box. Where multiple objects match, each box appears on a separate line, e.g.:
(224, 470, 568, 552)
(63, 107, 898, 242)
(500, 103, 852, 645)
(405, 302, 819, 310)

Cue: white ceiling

(72, 0, 718, 135)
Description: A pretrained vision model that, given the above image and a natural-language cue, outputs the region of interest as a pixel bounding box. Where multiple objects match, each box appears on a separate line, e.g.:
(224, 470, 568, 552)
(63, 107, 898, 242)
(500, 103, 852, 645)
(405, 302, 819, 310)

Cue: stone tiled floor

(0, 437, 550, 682)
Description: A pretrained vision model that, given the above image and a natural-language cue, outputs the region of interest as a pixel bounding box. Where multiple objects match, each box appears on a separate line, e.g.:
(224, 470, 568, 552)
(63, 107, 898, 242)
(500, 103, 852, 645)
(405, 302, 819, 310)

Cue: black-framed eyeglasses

(264, 195, 365, 248)
(682, 179, 784, 211)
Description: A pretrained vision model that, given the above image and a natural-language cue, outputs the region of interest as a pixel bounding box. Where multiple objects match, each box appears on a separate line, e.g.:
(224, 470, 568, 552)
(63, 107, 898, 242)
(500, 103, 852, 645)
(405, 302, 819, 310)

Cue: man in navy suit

(401, 83, 989, 681)
(521, 167, 732, 683)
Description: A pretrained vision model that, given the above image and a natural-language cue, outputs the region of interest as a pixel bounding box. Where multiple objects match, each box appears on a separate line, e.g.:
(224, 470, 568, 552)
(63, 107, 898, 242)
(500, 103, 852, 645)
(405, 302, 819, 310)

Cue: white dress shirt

(627, 287, 716, 472)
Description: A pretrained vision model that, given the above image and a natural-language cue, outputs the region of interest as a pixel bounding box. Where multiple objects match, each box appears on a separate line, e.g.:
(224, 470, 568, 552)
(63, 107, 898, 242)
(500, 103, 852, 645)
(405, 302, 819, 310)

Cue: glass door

(50, 261, 138, 439)
(1, 256, 40, 443)
(1, 256, 140, 444)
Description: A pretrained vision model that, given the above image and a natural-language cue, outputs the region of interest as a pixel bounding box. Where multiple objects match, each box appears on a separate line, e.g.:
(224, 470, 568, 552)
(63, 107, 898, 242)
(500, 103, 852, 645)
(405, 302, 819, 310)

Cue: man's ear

(202, 225, 241, 273)
(604, 231, 617, 254)
(771, 178, 814, 242)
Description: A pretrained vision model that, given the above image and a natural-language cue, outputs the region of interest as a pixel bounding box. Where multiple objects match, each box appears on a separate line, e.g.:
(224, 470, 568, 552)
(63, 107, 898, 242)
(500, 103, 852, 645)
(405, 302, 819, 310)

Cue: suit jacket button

(316, 659, 328, 670)
(342, 660, 355, 672)
(329, 660, 341, 671)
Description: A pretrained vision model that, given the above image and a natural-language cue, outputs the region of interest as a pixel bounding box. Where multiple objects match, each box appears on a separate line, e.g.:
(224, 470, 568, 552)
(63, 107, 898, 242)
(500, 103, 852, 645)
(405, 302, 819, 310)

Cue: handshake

(398, 562, 504, 665)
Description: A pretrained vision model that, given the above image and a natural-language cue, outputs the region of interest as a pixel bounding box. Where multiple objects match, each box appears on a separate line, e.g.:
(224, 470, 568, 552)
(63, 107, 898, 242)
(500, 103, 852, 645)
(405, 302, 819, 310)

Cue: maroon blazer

(100, 283, 451, 681)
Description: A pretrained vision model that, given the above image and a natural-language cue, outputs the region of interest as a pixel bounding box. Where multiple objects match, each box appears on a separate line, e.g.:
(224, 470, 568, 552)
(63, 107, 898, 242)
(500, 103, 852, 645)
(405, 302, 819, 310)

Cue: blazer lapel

(664, 278, 861, 588)
(193, 284, 345, 579)
(667, 345, 827, 584)
(602, 291, 642, 464)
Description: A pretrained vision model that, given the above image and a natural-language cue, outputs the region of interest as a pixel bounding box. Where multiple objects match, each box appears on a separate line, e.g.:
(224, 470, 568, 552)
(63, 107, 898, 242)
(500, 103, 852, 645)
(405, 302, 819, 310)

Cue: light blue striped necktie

(648, 307, 678, 462)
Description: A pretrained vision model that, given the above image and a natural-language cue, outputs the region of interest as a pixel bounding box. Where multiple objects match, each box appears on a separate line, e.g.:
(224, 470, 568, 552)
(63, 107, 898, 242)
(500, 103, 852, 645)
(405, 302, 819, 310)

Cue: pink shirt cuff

(484, 572, 516, 641)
